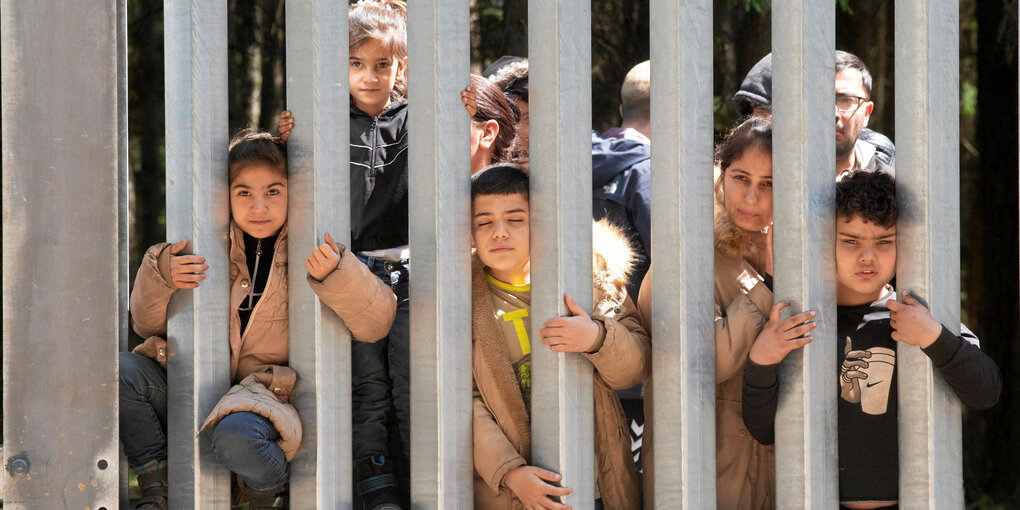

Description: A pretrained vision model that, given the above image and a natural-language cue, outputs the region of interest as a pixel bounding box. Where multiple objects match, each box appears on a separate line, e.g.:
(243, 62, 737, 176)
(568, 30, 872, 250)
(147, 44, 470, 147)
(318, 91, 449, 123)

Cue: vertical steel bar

(164, 0, 232, 506)
(648, 0, 717, 508)
(408, 1, 474, 507)
(528, 1, 595, 508)
(117, 0, 131, 504)
(771, 1, 839, 507)
(118, 0, 130, 354)
(1, 0, 122, 507)
(894, 1, 964, 507)
(286, 0, 352, 507)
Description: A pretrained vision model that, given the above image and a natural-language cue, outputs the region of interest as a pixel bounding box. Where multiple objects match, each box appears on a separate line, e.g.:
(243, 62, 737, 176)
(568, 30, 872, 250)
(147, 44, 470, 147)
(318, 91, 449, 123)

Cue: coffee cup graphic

(859, 347, 896, 415)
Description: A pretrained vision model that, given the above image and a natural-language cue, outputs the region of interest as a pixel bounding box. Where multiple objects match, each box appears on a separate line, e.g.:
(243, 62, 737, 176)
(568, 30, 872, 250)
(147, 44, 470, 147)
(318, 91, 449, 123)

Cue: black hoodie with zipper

(350, 100, 409, 253)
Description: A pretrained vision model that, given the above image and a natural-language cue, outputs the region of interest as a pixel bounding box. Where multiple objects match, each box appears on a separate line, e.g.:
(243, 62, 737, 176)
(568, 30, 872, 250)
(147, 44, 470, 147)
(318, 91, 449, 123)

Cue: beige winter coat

(130, 222, 397, 460)
(637, 210, 776, 510)
(471, 220, 649, 510)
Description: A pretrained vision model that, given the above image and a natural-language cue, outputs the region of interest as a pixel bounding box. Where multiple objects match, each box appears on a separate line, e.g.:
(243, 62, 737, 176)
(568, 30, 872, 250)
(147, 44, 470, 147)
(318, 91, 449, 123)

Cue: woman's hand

(168, 239, 207, 289)
(503, 465, 573, 510)
(538, 294, 600, 353)
(748, 301, 816, 365)
(278, 110, 294, 142)
(305, 232, 343, 281)
(461, 85, 478, 117)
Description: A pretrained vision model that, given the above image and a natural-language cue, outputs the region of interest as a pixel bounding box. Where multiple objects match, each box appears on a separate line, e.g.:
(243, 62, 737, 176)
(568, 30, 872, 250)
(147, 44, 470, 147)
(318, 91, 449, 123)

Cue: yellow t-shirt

(486, 274, 532, 413)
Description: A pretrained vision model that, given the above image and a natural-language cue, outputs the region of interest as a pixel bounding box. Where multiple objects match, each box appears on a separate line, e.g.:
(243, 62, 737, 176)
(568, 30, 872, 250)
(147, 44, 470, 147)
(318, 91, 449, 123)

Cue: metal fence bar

(894, 1, 964, 507)
(648, 0, 717, 508)
(771, 1, 839, 507)
(164, 0, 232, 506)
(117, 0, 131, 505)
(285, 0, 352, 507)
(408, 1, 474, 507)
(1, 0, 123, 507)
(528, 1, 595, 508)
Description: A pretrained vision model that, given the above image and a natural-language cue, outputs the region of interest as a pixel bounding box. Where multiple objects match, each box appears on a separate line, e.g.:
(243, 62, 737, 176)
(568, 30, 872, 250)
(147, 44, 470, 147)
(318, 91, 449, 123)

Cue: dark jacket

(350, 100, 409, 252)
(591, 130, 651, 302)
(741, 287, 1001, 504)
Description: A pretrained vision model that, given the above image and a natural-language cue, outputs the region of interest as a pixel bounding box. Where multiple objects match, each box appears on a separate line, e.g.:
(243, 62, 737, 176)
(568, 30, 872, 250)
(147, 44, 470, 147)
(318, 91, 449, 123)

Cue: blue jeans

(119, 352, 288, 490)
(119, 352, 168, 468)
(211, 411, 289, 490)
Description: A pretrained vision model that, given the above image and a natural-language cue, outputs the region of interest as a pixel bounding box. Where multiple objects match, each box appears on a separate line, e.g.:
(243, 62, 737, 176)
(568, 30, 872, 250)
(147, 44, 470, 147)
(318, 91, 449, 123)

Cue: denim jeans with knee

(120, 352, 288, 490)
(119, 351, 168, 468)
(211, 411, 289, 491)
(351, 255, 410, 466)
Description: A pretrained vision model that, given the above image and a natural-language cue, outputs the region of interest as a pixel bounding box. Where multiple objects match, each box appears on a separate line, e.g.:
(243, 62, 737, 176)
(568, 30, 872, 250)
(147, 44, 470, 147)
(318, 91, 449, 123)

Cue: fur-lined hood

(488, 58, 529, 92)
(592, 218, 637, 312)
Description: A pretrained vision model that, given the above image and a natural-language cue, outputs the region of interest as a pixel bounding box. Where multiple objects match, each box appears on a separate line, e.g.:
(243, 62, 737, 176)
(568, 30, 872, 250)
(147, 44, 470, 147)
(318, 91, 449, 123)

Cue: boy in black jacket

(741, 171, 1001, 508)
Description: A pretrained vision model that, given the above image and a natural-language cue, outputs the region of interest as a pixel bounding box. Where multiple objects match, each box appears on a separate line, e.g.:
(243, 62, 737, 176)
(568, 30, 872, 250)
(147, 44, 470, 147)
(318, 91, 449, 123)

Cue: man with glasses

(732, 51, 895, 178)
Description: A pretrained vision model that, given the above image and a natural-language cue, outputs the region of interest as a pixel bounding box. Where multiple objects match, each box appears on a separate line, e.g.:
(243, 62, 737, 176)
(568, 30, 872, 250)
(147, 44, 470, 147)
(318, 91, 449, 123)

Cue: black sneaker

(356, 456, 402, 510)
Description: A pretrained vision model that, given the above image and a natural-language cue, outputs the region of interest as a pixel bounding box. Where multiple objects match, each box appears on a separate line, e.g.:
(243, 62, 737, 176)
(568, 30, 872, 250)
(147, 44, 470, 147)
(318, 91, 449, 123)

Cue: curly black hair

(835, 170, 897, 227)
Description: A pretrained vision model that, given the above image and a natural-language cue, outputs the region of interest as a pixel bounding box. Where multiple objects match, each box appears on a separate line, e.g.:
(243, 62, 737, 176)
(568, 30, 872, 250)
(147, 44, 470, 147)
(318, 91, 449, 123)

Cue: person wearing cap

(732, 51, 895, 178)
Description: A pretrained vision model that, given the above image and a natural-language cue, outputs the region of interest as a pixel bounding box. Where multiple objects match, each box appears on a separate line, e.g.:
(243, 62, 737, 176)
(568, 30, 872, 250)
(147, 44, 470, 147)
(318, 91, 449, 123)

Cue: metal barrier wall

(0, 0, 980, 507)
(648, 0, 717, 508)
(895, 1, 964, 507)
(285, 1, 353, 507)
(528, 2, 596, 509)
(771, 1, 840, 508)
(2, 0, 125, 507)
(164, 0, 232, 506)
(407, 1, 474, 509)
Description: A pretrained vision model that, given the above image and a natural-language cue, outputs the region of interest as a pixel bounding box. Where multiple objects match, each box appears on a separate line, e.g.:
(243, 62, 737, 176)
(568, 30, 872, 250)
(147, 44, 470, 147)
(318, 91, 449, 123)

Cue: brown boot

(245, 483, 288, 509)
(134, 460, 168, 510)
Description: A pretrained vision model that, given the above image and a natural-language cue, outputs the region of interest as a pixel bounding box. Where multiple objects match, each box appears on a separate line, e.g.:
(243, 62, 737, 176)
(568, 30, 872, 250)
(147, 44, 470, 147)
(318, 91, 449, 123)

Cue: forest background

(124, 0, 1019, 506)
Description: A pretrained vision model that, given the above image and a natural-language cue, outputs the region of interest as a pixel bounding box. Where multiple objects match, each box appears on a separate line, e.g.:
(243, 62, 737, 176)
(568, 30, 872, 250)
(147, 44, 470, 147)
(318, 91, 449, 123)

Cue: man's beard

(836, 137, 855, 159)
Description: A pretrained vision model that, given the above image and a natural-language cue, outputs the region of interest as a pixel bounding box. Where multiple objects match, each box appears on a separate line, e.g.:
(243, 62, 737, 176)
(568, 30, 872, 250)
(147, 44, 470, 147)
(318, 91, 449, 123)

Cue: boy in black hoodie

(741, 171, 1001, 508)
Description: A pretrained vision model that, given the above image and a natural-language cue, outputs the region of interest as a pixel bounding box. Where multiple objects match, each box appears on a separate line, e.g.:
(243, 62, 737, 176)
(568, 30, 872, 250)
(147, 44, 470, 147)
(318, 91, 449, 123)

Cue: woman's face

(722, 144, 773, 232)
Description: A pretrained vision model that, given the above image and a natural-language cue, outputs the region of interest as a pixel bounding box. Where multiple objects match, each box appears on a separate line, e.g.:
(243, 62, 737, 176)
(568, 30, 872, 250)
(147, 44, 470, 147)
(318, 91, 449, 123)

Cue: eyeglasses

(836, 95, 868, 114)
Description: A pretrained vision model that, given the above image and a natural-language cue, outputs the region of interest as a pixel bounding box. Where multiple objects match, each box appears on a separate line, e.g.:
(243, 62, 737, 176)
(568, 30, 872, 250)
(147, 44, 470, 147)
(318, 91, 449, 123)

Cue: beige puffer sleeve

(129, 242, 177, 339)
(585, 295, 651, 390)
(636, 266, 771, 385)
(472, 383, 527, 494)
(306, 247, 397, 343)
(714, 281, 771, 383)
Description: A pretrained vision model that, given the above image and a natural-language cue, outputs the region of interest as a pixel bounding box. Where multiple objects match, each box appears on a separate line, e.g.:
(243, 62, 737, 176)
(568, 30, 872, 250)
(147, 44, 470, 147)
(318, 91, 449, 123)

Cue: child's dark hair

(471, 163, 529, 203)
(349, 0, 408, 100)
(715, 116, 772, 173)
(836, 170, 898, 228)
(470, 74, 520, 164)
(228, 129, 287, 183)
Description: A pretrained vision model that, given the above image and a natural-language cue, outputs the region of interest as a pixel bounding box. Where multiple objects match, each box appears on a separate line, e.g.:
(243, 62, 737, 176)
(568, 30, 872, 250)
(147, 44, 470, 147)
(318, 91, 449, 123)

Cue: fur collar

(592, 219, 636, 316)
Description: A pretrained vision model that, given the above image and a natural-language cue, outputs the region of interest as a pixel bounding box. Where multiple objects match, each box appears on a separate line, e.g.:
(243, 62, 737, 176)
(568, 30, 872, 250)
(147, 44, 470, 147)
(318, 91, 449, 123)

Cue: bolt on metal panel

(407, 1, 474, 507)
(528, 1, 595, 508)
(163, 0, 232, 506)
(771, 1, 840, 507)
(285, 0, 354, 507)
(2, 0, 123, 507)
(894, 1, 964, 507)
(648, 1, 717, 508)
